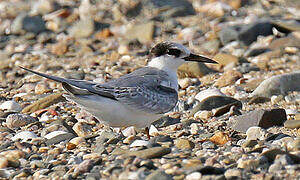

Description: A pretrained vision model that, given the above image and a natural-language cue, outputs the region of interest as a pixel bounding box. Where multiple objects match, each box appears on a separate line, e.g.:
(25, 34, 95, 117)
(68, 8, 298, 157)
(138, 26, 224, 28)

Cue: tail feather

(19, 66, 72, 85)
(19, 66, 94, 95)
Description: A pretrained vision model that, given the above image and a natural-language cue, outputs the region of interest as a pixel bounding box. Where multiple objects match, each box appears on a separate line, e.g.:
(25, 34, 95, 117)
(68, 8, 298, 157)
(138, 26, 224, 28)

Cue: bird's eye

(167, 49, 181, 57)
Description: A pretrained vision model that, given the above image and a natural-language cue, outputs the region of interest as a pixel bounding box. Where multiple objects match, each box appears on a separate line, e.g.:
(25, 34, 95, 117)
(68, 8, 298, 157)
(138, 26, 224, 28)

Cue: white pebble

(195, 88, 225, 102)
(149, 125, 159, 136)
(121, 126, 136, 137)
(12, 131, 38, 142)
(44, 131, 68, 139)
(246, 126, 266, 141)
(186, 172, 202, 180)
(0, 101, 22, 112)
(130, 140, 149, 147)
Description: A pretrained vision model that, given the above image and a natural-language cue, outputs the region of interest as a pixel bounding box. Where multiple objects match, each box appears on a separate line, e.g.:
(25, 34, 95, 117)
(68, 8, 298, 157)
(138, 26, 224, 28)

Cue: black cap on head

(150, 42, 218, 64)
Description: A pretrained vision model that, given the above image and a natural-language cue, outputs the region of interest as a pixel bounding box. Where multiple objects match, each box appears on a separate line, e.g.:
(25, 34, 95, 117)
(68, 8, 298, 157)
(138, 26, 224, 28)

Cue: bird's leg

(145, 127, 150, 140)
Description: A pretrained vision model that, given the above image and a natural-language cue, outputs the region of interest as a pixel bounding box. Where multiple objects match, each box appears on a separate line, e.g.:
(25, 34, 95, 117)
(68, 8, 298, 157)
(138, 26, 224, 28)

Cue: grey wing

(94, 84, 178, 114)
(94, 67, 178, 114)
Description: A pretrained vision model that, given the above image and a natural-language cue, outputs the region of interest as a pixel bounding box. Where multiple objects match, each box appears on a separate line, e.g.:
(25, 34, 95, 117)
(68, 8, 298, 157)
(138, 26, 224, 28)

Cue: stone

(0, 101, 22, 112)
(214, 70, 242, 87)
(68, 18, 94, 38)
(6, 113, 37, 128)
(202, 141, 216, 149)
(238, 21, 274, 46)
(269, 34, 300, 49)
(213, 53, 239, 66)
(224, 169, 242, 179)
(22, 15, 46, 34)
(218, 26, 239, 45)
(178, 62, 215, 78)
(195, 96, 242, 111)
(11, 13, 27, 34)
(186, 172, 202, 180)
(197, 2, 229, 17)
(284, 120, 300, 129)
(50, 41, 68, 56)
(45, 133, 75, 146)
(152, 116, 180, 128)
(260, 148, 286, 162)
(194, 110, 213, 120)
(237, 159, 259, 170)
(149, 125, 159, 136)
(44, 131, 68, 139)
(229, 109, 287, 133)
(73, 160, 94, 177)
(209, 131, 231, 145)
(145, 170, 172, 180)
(146, 0, 195, 18)
(126, 21, 154, 43)
(275, 154, 294, 165)
(73, 122, 93, 137)
(190, 123, 199, 135)
(22, 93, 65, 113)
(268, 162, 283, 173)
(174, 138, 195, 149)
(178, 78, 192, 89)
(288, 139, 300, 151)
(130, 140, 150, 147)
(11, 131, 38, 141)
(0, 157, 8, 168)
(200, 40, 220, 54)
(113, 147, 171, 159)
(246, 127, 266, 140)
(195, 88, 225, 102)
(272, 19, 300, 32)
(95, 28, 113, 40)
(251, 71, 300, 98)
(122, 126, 136, 137)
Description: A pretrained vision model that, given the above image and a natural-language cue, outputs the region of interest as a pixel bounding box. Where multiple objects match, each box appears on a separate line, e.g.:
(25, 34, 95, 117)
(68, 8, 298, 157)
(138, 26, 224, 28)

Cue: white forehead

(169, 43, 191, 55)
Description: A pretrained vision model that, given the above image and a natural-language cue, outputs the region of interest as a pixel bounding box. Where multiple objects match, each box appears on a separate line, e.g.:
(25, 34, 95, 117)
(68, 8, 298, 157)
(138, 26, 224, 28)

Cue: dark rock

(230, 109, 287, 133)
(212, 103, 242, 117)
(22, 15, 46, 34)
(145, 170, 172, 180)
(238, 21, 274, 46)
(237, 63, 260, 74)
(152, 116, 180, 128)
(244, 48, 271, 57)
(186, 166, 225, 175)
(219, 21, 275, 46)
(218, 26, 239, 45)
(248, 96, 271, 104)
(196, 96, 242, 111)
(45, 133, 75, 146)
(146, 0, 195, 18)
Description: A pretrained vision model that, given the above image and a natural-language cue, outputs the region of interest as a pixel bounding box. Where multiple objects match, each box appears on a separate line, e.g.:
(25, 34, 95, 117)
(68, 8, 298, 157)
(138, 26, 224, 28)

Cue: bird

(19, 42, 217, 138)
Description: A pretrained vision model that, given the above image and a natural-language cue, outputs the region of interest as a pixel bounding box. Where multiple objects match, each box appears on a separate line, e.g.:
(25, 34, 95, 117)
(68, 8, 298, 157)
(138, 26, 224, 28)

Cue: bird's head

(148, 42, 217, 70)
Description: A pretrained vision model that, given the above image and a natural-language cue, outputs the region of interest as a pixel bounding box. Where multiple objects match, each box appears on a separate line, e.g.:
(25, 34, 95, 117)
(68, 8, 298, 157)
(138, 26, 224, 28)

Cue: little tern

(20, 42, 217, 137)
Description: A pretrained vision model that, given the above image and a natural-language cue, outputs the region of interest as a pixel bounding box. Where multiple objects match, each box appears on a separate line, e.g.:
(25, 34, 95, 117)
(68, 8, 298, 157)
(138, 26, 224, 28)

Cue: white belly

(64, 95, 163, 128)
